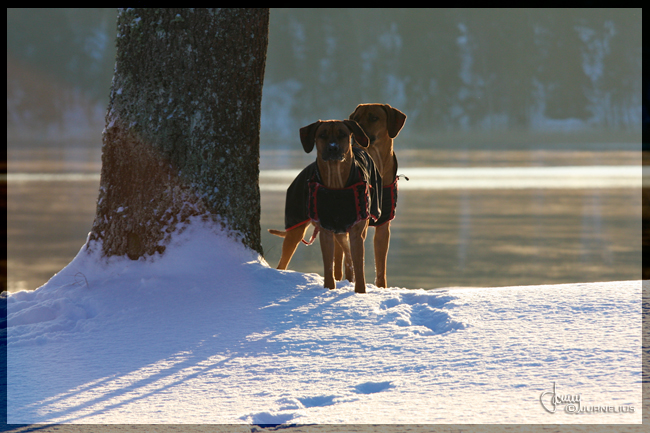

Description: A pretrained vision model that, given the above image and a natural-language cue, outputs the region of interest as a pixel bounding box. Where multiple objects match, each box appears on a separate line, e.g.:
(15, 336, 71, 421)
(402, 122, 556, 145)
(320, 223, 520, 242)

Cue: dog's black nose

(326, 142, 340, 155)
(323, 141, 344, 161)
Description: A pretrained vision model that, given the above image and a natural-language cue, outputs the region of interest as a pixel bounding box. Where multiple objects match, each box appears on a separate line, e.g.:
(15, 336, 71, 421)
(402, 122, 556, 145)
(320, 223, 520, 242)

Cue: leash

(302, 225, 319, 246)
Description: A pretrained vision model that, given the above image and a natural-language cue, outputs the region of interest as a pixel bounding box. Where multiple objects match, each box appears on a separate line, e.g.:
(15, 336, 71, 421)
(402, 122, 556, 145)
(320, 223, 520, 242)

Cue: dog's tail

(268, 226, 319, 246)
(268, 228, 287, 238)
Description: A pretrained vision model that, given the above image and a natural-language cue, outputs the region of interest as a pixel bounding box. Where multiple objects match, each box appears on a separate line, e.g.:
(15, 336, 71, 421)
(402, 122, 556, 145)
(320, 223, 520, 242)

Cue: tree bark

(88, 8, 268, 259)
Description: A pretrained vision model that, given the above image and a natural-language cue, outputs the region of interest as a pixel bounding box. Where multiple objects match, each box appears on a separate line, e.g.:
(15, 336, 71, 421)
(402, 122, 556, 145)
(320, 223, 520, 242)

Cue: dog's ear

(299, 121, 322, 153)
(348, 105, 362, 122)
(343, 120, 369, 148)
(382, 104, 407, 138)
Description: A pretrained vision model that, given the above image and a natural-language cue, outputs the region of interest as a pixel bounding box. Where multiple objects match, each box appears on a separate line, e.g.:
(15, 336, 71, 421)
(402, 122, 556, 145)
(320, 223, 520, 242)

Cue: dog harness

(284, 147, 383, 238)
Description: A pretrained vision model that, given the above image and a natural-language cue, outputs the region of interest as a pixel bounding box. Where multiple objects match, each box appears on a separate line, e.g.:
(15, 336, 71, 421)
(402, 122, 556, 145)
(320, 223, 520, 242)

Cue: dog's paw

(324, 278, 336, 290)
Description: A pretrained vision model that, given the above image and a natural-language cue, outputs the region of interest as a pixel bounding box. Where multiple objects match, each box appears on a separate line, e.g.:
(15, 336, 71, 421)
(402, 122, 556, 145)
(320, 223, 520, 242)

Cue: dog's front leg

(334, 241, 344, 281)
(373, 221, 391, 287)
(318, 226, 336, 290)
(349, 220, 369, 293)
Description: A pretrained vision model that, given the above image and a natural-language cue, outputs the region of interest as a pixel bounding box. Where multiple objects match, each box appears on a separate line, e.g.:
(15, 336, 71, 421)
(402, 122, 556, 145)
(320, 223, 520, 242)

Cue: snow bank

(6, 220, 642, 424)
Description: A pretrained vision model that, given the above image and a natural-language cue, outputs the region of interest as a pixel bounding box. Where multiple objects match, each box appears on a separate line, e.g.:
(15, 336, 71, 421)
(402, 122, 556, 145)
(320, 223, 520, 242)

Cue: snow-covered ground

(6, 219, 642, 424)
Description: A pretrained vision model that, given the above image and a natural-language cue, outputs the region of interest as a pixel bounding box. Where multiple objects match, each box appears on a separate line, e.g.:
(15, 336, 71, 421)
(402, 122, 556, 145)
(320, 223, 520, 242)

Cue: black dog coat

(372, 153, 399, 227)
(284, 147, 382, 235)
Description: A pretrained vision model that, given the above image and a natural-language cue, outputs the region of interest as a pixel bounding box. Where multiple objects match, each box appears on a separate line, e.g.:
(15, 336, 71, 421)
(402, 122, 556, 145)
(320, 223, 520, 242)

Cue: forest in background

(7, 8, 643, 149)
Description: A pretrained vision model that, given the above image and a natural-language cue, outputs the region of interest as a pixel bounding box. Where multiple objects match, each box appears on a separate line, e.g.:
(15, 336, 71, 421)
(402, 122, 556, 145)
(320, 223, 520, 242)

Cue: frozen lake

(5, 147, 642, 292)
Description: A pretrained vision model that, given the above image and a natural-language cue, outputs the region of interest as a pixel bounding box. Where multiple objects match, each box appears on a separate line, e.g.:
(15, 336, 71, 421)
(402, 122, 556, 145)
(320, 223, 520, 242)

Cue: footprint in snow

(378, 294, 466, 335)
(380, 292, 456, 310)
(353, 381, 394, 394)
(409, 304, 466, 335)
(241, 410, 298, 425)
(297, 395, 337, 408)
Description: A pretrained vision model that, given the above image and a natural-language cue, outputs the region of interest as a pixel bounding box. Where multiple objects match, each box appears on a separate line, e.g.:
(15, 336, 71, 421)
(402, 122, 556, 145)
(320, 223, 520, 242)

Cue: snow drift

(6, 219, 642, 424)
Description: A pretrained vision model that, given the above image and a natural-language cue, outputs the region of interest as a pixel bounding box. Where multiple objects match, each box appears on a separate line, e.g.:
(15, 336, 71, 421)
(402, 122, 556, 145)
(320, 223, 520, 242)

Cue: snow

(6, 218, 642, 424)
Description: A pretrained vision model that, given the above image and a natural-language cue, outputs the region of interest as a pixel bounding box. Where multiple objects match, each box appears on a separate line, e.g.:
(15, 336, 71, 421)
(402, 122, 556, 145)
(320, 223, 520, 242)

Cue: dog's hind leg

(334, 234, 354, 282)
(373, 222, 391, 288)
(319, 228, 337, 290)
(276, 222, 310, 270)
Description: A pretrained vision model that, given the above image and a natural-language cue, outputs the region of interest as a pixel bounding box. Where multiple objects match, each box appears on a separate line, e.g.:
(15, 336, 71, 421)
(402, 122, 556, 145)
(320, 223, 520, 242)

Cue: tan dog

(347, 103, 406, 288)
(269, 120, 382, 293)
(269, 104, 406, 289)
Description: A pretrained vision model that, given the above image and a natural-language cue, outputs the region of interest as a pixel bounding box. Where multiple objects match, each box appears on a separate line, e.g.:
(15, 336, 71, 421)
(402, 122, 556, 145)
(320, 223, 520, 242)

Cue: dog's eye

(319, 132, 328, 140)
(368, 114, 379, 123)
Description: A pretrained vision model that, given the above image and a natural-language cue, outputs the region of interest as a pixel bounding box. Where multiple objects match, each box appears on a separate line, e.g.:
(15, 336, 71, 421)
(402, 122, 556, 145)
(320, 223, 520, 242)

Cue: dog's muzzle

(323, 142, 344, 161)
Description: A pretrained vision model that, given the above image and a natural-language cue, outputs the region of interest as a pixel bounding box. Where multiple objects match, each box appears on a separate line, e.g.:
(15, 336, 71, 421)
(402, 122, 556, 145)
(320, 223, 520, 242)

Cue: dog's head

(299, 120, 369, 161)
(349, 103, 406, 145)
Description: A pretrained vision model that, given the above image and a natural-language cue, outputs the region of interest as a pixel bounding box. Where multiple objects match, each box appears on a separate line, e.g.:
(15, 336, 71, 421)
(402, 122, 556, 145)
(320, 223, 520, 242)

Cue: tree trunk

(88, 8, 268, 259)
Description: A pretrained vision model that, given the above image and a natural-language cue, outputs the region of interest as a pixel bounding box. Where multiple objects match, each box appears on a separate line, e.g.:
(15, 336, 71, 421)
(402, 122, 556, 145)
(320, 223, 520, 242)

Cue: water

(5, 147, 641, 292)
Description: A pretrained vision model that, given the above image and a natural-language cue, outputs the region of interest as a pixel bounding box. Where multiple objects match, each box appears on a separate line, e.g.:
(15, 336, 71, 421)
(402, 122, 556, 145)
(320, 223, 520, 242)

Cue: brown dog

(269, 120, 382, 293)
(347, 103, 406, 288)
(270, 104, 407, 289)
